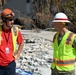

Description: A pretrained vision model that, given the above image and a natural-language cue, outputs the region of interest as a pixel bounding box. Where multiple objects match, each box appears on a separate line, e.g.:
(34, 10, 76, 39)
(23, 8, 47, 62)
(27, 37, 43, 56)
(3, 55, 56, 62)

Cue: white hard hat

(52, 12, 70, 22)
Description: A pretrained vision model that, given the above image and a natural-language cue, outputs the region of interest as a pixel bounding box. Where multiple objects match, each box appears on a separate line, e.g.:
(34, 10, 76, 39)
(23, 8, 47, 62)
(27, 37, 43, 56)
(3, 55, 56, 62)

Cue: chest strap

(53, 33, 57, 43)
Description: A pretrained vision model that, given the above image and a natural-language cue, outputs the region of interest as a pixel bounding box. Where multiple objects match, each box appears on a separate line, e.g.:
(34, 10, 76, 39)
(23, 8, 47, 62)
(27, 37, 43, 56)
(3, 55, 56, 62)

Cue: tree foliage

(0, 0, 76, 29)
(32, 0, 76, 27)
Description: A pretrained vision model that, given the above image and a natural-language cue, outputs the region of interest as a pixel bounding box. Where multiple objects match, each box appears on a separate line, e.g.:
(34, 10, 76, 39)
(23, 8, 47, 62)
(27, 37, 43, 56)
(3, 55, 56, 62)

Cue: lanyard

(4, 32, 10, 44)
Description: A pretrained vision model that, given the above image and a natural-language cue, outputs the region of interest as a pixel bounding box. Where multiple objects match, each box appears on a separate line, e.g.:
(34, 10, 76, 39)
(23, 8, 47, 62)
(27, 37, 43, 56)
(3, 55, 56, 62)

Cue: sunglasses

(7, 18, 14, 21)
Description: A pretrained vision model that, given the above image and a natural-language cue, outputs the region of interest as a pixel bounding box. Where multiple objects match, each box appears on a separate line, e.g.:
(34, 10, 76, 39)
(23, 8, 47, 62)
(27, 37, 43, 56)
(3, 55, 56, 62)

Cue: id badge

(5, 47, 9, 53)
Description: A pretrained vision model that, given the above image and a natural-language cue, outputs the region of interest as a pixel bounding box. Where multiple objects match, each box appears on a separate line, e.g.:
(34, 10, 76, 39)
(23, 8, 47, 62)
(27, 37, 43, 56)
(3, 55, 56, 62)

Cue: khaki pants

(51, 68, 75, 75)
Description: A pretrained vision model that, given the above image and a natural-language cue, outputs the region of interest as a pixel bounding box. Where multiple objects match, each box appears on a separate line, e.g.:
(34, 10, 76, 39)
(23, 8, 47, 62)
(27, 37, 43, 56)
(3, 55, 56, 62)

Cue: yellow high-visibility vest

(51, 31, 76, 71)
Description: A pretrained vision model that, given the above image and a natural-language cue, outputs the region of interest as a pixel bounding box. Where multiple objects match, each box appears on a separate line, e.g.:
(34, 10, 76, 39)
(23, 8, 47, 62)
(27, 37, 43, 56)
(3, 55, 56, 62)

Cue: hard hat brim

(52, 20, 70, 23)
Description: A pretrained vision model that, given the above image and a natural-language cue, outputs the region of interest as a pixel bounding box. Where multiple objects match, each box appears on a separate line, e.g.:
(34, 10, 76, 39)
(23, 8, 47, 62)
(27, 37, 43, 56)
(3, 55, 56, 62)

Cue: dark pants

(0, 60, 16, 75)
(51, 68, 75, 75)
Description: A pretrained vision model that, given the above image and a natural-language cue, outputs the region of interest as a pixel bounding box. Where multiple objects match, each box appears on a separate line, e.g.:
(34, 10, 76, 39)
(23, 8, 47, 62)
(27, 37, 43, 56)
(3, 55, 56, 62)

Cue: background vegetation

(0, 0, 76, 31)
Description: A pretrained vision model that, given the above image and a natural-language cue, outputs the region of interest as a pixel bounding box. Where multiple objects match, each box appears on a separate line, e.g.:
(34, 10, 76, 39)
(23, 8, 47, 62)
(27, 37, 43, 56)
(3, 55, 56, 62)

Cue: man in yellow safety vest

(51, 12, 76, 75)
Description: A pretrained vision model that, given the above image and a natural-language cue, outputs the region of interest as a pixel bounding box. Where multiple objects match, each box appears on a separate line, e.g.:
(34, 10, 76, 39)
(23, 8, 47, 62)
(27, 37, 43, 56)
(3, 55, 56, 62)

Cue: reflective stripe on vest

(53, 33, 57, 43)
(53, 58, 75, 66)
(66, 32, 74, 45)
